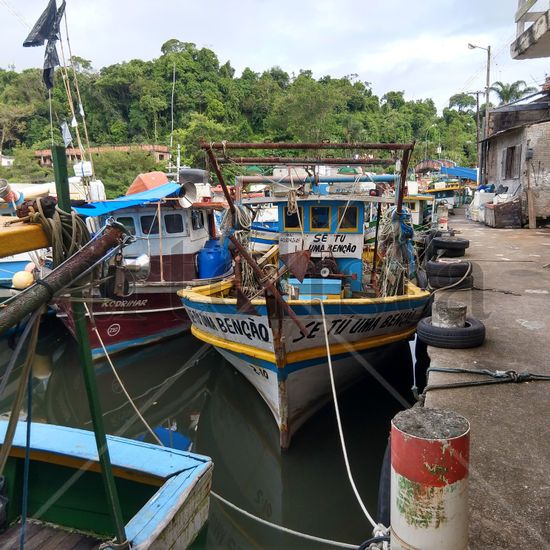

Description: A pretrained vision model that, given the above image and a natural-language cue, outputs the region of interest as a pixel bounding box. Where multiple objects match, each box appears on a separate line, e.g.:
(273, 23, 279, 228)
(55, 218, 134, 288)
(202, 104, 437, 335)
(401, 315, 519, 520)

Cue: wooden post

(527, 162, 537, 229)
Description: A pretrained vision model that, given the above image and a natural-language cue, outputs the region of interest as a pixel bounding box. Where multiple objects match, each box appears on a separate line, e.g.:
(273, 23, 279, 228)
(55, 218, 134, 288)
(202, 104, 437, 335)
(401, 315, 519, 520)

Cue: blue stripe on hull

(182, 297, 428, 316)
(216, 343, 399, 380)
(91, 326, 187, 359)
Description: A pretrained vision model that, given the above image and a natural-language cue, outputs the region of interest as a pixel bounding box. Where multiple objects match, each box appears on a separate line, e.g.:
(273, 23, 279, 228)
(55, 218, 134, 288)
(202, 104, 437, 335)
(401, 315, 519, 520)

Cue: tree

(449, 93, 476, 113)
(0, 103, 31, 154)
(94, 150, 162, 198)
(489, 80, 537, 105)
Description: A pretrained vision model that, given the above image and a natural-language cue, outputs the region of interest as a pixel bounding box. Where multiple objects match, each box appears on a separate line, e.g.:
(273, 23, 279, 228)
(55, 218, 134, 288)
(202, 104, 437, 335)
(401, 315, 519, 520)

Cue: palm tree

(489, 80, 537, 105)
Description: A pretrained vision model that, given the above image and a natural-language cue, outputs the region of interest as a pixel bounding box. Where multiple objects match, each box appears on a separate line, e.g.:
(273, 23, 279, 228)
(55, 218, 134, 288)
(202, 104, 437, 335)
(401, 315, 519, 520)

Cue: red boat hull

(56, 291, 190, 359)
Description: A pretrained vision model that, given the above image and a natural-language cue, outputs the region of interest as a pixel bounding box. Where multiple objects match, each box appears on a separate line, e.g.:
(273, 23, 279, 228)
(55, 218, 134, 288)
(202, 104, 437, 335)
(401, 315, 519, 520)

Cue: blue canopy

(440, 166, 478, 181)
(74, 182, 181, 217)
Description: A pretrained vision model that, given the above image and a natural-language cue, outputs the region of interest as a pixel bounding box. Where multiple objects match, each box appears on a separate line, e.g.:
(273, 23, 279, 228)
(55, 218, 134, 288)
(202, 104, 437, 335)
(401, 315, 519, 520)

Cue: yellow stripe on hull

(191, 324, 416, 367)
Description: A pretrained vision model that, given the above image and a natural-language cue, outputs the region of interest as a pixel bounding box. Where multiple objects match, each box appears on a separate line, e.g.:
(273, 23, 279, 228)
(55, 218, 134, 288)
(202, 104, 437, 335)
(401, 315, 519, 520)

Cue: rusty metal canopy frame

(201, 141, 413, 166)
(201, 140, 415, 212)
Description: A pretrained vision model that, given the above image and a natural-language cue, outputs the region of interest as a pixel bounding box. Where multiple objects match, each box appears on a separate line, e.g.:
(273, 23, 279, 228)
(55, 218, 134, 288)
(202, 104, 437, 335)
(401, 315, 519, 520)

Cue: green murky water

(1, 316, 418, 549)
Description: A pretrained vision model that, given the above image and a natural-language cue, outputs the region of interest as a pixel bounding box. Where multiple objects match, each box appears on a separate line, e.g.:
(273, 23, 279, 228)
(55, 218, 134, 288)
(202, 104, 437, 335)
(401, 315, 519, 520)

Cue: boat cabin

(403, 194, 436, 227)
(109, 205, 209, 283)
(276, 197, 366, 293)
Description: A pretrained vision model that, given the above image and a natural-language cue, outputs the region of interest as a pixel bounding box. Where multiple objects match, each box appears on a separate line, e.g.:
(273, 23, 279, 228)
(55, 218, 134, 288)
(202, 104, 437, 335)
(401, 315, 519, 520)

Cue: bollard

(432, 301, 467, 328)
(390, 407, 470, 550)
(436, 202, 449, 231)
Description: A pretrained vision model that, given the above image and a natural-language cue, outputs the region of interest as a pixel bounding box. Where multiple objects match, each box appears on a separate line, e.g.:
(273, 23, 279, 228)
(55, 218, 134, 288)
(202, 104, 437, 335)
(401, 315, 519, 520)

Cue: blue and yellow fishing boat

(179, 142, 431, 448)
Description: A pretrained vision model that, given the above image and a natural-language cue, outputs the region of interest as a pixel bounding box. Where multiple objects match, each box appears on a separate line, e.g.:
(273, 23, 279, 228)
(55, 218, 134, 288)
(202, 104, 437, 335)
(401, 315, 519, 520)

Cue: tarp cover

(440, 165, 477, 181)
(74, 182, 181, 217)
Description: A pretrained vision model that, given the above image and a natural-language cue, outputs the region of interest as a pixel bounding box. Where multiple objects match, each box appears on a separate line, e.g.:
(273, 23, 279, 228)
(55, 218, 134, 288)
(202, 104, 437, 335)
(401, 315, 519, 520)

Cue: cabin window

(165, 213, 185, 234)
(191, 210, 204, 230)
(140, 215, 159, 235)
(115, 216, 136, 235)
(337, 206, 358, 231)
(310, 206, 331, 231)
(406, 202, 417, 212)
(283, 207, 303, 231)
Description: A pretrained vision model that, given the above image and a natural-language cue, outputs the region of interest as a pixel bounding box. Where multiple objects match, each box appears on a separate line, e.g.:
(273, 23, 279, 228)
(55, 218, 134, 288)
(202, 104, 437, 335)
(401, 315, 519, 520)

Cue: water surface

(1, 318, 418, 549)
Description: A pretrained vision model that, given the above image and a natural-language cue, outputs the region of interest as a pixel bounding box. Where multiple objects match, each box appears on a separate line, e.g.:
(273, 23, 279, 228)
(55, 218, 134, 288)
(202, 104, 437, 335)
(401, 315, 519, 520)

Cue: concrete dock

(425, 209, 550, 548)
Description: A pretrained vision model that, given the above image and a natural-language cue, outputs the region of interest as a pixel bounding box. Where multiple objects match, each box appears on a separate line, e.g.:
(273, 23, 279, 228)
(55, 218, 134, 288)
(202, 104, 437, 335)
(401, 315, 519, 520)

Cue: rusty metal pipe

(204, 146, 236, 217)
(229, 235, 309, 337)
(0, 224, 124, 334)
(201, 142, 414, 151)
(218, 157, 395, 166)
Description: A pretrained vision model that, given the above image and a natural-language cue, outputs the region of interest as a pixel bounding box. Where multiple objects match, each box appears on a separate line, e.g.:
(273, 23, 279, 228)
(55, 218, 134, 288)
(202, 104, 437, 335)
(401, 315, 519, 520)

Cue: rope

(83, 302, 163, 446)
(0, 309, 41, 476)
(58, 23, 86, 162)
(48, 89, 54, 145)
(29, 199, 90, 268)
(19, 367, 32, 550)
(377, 207, 414, 297)
(210, 491, 358, 549)
(63, 9, 95, 179)
(314, 299, 387, 540)
(423, 366, 550, 395)
(0, 310, 41, 403)
(428, 261, 472, 293)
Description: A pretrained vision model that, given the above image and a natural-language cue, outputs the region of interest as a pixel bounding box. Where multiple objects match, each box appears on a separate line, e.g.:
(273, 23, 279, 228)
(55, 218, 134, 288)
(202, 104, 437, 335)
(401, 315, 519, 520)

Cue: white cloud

(1, 0, 549, 111)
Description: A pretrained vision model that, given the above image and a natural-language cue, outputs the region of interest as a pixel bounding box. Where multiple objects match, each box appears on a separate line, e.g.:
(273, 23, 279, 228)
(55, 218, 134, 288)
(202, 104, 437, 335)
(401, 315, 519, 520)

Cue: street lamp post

(468, 43, 491, 183)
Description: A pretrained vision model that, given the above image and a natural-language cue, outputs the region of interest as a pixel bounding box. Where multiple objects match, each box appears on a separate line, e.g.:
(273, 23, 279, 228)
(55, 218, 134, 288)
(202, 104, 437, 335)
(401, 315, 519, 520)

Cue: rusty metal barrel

(390, 407, 470, 550)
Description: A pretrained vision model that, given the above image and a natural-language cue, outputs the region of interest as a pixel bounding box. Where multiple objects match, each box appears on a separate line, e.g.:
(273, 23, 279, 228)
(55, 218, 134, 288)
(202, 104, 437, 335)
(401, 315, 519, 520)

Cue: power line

(0, 0, 30, 29)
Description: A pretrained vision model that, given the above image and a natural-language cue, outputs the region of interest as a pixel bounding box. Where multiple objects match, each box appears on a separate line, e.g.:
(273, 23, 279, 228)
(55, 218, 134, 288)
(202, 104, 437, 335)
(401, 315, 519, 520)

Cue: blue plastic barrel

(197, 239, 231, 279)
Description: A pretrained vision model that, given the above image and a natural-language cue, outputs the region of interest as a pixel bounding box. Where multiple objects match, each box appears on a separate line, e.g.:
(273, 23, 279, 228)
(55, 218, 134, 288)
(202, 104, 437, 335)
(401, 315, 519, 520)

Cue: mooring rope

(314, 299, 388, 544)
(83, 302, 163, 446)
(210, 491, 358, 549)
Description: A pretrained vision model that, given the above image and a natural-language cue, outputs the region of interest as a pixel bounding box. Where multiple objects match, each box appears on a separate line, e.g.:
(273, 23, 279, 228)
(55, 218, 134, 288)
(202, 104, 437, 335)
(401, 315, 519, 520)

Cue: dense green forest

(0, 39, 481, 195)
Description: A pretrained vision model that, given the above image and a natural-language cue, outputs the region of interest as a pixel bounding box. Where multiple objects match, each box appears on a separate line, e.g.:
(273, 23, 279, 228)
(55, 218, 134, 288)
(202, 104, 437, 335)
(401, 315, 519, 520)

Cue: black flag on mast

(23, 0, 66, 89)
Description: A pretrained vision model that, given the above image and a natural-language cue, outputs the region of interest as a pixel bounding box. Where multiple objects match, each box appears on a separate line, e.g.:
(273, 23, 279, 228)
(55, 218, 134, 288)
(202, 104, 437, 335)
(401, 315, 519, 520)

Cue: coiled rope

(30, 198, 90, 267)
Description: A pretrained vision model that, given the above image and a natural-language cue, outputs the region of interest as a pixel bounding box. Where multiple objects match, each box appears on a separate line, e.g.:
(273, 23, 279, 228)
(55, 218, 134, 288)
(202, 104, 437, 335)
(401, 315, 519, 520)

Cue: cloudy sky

(1, 0, 549, 110)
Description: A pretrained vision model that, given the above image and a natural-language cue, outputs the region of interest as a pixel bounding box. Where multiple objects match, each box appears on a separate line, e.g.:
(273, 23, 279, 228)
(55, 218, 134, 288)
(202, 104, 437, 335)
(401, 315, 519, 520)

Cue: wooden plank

(0, 223, 49, 258)
(0, 523, 100, 550)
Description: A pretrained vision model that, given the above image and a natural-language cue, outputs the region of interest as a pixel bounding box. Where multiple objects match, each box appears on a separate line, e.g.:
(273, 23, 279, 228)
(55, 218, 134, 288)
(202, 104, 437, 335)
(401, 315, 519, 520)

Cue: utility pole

(467, 91, 483, 176)
(485, 45, 491, 140)
(468, 43, 492, 182)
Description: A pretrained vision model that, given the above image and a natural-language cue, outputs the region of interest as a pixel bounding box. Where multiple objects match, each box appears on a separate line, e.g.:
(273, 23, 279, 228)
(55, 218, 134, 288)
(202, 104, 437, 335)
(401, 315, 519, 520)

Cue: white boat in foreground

(180, 141, 431, 448)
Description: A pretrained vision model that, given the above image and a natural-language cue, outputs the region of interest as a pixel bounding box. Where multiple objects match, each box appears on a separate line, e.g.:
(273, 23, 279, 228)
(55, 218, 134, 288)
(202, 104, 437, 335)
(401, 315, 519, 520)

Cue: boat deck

(0, 521, 102, 549)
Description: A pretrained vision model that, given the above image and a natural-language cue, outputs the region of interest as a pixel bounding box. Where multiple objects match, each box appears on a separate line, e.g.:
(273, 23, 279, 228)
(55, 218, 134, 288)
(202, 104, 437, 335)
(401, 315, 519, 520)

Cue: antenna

(170, 61, 176, 149)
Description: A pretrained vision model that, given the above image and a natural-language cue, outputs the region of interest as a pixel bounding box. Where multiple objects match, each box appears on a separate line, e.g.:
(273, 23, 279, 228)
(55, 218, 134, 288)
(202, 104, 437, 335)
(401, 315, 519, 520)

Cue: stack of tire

(431, 236, 470, 258)
(426, 260, 473, 290)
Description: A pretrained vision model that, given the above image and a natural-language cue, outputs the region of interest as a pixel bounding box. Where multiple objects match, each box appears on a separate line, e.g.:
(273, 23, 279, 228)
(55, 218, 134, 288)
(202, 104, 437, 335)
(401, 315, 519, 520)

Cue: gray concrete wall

(487, 122, 550, 218)
(526, 121, 550, 218)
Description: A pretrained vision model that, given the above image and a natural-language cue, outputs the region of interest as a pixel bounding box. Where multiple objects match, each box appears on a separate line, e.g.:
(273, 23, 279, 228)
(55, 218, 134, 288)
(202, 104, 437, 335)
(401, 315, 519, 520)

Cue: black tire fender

(428, 274, 473, 289)
(417, 316, 485, 349)
(442, 248, 466, 258)
(432, 237, 470, 250)
(426, 260, 470, 278)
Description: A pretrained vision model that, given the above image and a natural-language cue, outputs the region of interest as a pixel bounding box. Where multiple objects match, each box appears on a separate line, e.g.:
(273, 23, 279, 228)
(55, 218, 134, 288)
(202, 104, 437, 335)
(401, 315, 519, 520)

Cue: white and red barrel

(390, 407, 470, 550)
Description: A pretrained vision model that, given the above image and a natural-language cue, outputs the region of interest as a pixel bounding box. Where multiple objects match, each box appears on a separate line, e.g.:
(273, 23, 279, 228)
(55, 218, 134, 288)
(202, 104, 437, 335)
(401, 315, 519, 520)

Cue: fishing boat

(179, 142, 431, 448)
(55, 169, 232, 359)
(0, 420, 212, 548)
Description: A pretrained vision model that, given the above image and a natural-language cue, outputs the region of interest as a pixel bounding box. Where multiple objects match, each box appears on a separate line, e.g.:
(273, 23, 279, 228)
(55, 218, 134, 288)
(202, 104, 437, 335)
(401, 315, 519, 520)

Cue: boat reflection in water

(1, 322, 417, 548)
